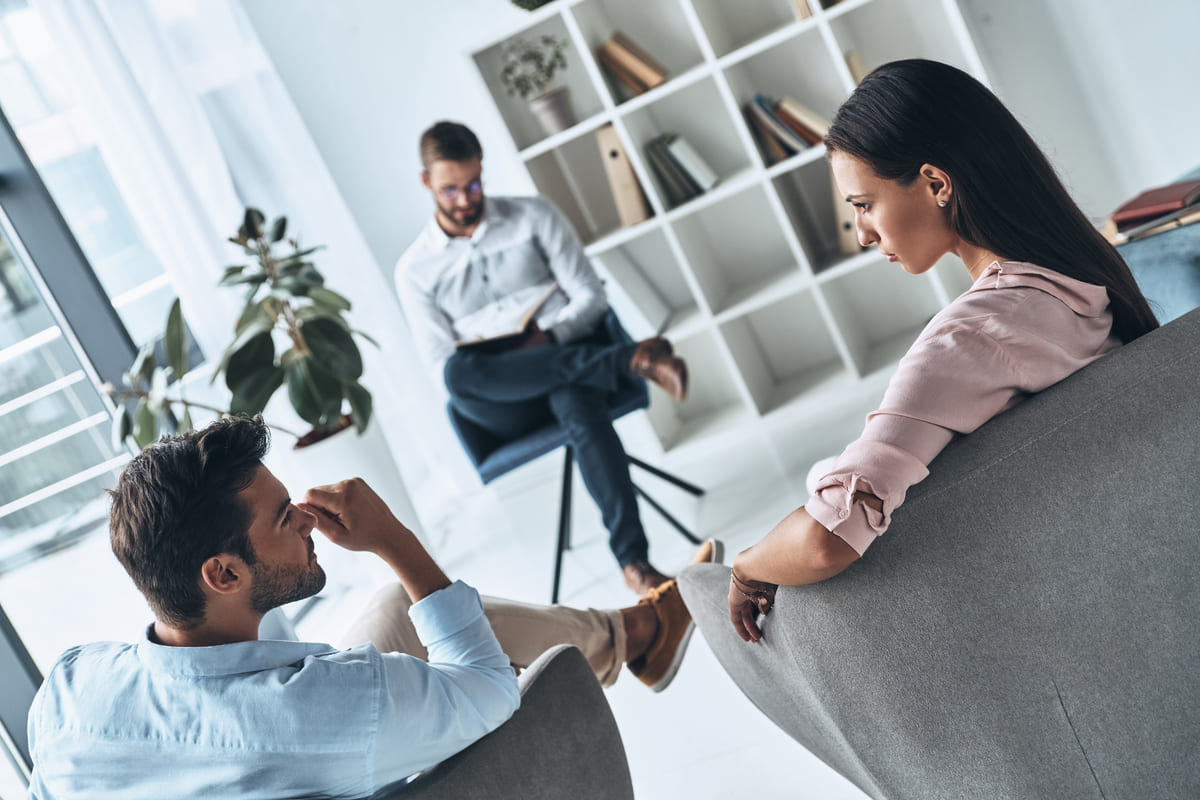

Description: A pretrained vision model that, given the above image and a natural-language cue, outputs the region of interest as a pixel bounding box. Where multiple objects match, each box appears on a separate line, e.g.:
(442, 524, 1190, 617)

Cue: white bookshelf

(470, 0, 988, 454)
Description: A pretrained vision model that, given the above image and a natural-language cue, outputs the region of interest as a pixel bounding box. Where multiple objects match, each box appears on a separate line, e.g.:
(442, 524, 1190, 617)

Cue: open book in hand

(454, 282, 560, 354)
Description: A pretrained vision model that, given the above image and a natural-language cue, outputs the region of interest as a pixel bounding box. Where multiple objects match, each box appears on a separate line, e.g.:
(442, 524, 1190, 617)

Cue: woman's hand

(728, 568, 777, 643)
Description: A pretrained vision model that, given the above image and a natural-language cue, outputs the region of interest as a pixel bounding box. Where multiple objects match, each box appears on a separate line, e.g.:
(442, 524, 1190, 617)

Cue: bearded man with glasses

(396, 120, 690, 596)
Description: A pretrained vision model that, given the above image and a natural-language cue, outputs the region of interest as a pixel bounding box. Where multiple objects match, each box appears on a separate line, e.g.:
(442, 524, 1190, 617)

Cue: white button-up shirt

(395, 195, 607, 385)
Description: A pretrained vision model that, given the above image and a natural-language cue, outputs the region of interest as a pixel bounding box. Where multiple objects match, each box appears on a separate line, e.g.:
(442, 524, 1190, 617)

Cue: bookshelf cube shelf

(620, 77, 753, 211)
(721, 290, 847, 415)
(721, 28, 848, 129)
(820, 262, 943, 378)
(691, 0, 816, 59)
(672, 185, 801, 317)
(470, 0, 990, 455)
(590, 228, 701, 341)
(524, 123, 652, 244)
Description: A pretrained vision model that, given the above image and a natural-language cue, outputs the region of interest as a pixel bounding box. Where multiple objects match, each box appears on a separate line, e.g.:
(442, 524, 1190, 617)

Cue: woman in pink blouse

(728, 59, 1159, 642)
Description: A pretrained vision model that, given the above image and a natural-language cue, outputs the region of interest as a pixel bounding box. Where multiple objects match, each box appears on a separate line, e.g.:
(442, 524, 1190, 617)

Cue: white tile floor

(298, 411, 873, 800)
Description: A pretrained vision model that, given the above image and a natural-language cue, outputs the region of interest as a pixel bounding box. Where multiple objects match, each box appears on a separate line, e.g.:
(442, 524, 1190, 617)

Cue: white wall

(243, 0, 1200, 269)
(239, 0, 538, 275)
(959, 0, 1200, 219)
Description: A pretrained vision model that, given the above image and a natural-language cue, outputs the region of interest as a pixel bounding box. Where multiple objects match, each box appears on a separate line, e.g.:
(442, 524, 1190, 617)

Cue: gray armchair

(376, 644, 634, 799)
(681, 307, 1200, 799)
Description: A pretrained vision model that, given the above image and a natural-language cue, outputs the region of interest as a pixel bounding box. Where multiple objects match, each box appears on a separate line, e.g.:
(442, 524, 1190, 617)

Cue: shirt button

(838, 509, 848, 519)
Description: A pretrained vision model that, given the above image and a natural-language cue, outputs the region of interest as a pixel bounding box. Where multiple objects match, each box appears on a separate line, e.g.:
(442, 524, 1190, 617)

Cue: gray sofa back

(681, 307, 1200, 800)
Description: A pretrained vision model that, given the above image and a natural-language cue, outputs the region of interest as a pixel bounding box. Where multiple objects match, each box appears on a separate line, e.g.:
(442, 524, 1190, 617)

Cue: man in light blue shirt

(396, 120, 690, 595)
(26, 416, 703, 798)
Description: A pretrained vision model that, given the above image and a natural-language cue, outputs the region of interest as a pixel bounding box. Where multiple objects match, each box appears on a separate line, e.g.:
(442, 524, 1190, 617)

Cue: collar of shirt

(135, 624, 337, 677)
(423, 202, 509, 251)
(973, 260, 1110, 318)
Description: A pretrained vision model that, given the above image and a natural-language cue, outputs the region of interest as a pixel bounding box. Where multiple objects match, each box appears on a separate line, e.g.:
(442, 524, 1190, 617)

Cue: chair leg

(632, 482, 702, 545)
(627, 455, 705, 496)
(551, 447, 574, 605)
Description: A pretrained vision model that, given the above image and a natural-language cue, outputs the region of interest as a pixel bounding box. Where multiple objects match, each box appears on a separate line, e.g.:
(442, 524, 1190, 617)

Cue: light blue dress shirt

(395, 195, 608, 386)
(26, 581, 519, 799)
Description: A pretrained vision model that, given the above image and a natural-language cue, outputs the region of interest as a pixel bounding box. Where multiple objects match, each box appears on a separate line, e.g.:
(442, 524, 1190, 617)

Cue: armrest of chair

(375, 645, 634, 800)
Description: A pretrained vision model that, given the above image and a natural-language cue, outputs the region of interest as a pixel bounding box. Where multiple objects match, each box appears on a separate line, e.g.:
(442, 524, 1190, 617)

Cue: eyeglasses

(436, 180, 483, 202)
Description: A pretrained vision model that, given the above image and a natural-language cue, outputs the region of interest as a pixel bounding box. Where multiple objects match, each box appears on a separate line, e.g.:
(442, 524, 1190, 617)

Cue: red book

(1112, 178, 1200, 231)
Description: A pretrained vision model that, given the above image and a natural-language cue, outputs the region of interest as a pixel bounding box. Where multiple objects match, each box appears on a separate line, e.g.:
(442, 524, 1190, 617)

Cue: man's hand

(299, 479, 451, 602)
(519, 322, 552, 349)
(299, 478, 409, 555)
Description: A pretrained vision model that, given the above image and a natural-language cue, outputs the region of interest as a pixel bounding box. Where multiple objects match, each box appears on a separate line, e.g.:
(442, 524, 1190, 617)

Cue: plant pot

(529, 86, 576, 137)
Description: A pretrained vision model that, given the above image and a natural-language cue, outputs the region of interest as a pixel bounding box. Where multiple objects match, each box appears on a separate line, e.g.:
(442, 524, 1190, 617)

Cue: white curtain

(28, 0, 480, 535)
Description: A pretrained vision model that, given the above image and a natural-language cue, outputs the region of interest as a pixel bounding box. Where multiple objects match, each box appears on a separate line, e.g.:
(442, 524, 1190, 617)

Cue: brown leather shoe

(627, 579, 694, 692)
(629, 337, 688, 401)
(622, 560, 672, 595)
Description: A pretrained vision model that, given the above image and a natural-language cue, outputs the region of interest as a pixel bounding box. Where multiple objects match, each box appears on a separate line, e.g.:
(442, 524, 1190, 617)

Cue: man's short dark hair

(420, 121, 483, 171)
(109, 415, 271, 629)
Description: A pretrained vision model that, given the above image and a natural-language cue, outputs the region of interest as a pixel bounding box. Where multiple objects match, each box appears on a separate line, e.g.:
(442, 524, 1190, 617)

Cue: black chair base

(550, 449, 705, 604)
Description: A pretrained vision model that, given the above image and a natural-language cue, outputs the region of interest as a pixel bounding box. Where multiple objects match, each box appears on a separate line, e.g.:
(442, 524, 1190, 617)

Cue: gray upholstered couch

(680, 307, 1200, 800)
(376, 644, 633, 799)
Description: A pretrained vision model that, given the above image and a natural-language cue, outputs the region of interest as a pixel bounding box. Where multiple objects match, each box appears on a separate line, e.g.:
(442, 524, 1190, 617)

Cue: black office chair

(447, 311, 703, 603)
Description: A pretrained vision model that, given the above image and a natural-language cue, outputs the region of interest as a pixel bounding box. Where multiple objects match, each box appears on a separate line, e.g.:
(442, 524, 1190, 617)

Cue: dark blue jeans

(443, 327, 646, 567)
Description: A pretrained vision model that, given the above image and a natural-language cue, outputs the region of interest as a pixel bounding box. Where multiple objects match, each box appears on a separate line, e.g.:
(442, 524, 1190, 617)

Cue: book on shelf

(1111, 178, 1200, 231)
(595, 124, 651, 228)
(665, 135, 719, 191)
(749, 94, 811, 153)
(592, 248, 671, 338)
(790, 0, 813, 20)
(645, 136, 701, 207)
(773, 105, 823, 146)
(454, 283, 559, 353)
(742, 104, 795, 166)
(597, 46, 649, 101)
(599, 32, 667, 93)
(777, 95, 831, 140)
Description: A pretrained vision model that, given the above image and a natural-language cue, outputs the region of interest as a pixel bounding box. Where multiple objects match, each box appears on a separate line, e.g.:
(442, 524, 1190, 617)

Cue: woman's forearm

(733, 506, 860, 586)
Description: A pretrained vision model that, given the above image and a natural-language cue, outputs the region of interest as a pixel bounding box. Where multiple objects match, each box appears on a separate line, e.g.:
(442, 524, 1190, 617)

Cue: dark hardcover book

(742, 104, 793, 166)
(645, 139, 698, 207)
(652, 135, 703, 196)
(1112, 178, 1200, 231)
(751, 94, 810, 152)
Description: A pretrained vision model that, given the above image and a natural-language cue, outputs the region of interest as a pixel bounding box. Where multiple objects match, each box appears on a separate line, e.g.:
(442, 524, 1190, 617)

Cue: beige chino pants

(336, 583, 628, 687)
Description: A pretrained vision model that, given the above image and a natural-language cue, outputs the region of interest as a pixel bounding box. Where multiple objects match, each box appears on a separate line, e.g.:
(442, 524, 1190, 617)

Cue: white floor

(297, 409, 873, 800)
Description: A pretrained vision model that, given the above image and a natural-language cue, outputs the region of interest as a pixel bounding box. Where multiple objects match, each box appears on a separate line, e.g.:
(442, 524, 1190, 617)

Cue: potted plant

(109, 208, 374, 449)
(499, 34, 575, 136)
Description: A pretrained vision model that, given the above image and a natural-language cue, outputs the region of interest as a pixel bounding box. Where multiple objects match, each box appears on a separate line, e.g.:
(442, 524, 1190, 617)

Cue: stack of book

(743, 93, 831, 166)
(1110, 178, 1200, 241)
(597, 32, 667, 101)
(644, 133, 719, 208)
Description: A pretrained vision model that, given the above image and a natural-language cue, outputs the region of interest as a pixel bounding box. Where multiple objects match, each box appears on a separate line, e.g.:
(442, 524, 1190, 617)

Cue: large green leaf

(234, 298, 275, 338)
(219, 269, 268, 288)
(164, 298, 187, 378)
(345, 381, 372, 434)
(147, 367, 169, 415)
(301, 317, 362, 381)
(132, 398, 158, 449)
(130, 342, 156, 386)
(307, 286, 351, 313)
(238, 207, 266, 240)
(270, 215, 287, 243)
(224, 331, 276, 395)
(285, 354, 344, 429)
(229, 364, 284, 416)
(295, 304, 350, 331)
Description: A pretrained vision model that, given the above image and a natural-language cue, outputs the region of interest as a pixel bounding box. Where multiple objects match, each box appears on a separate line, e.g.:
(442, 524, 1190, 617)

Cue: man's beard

(438, 195, 485, 229)
(249, 556, 326, 615)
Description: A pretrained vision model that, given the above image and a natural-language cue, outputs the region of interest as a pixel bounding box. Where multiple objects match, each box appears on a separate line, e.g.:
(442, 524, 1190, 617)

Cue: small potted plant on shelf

(499, 34, 575, 136)
(109, 208, 374, 450)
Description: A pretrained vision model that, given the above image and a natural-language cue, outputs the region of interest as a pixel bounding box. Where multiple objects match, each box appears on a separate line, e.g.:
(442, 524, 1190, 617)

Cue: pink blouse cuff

(806, 475, 890, 556)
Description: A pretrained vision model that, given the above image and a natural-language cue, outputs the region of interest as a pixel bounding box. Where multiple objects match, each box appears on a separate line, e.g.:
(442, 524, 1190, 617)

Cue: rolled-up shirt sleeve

(371, 580, 519, 787)
(808, 323, 1025, 554)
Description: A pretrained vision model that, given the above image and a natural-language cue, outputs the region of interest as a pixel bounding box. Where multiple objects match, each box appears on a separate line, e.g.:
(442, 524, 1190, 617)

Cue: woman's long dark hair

(825, 59, 1158, 343)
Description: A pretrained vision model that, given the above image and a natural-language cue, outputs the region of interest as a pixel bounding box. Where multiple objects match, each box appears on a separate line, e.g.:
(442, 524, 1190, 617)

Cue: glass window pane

(0, 213, 137, 672)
